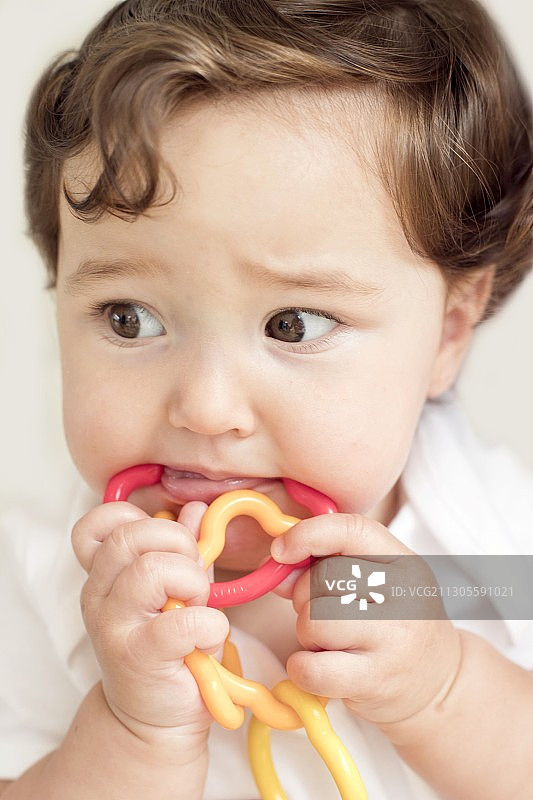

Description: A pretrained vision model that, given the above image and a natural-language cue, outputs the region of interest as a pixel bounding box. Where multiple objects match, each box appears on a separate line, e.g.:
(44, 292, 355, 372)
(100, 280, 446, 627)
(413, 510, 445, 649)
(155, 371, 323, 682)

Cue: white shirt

(1, 394, 533, 797)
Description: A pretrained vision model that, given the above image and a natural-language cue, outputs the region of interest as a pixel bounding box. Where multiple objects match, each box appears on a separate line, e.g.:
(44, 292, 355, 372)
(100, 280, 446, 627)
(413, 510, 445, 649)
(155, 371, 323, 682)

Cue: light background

(0, 0, 532, 516)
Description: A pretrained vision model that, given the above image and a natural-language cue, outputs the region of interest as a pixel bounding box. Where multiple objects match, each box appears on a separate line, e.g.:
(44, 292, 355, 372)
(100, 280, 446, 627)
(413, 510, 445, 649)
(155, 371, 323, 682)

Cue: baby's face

(56, 92, 449, 572)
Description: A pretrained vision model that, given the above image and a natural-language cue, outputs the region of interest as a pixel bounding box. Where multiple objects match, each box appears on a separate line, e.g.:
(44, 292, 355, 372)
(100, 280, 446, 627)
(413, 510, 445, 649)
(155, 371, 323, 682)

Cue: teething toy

(104, 464, 368, 800)
(103, 464, 335, 607)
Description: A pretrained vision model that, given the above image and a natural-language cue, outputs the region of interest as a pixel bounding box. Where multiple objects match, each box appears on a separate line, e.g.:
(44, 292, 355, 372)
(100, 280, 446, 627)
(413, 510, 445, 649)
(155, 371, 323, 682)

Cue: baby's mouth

(161, 467, 281, 505)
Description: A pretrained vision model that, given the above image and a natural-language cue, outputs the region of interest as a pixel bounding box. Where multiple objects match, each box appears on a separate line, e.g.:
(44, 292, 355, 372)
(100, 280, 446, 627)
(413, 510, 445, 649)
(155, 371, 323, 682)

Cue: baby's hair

(24, 0, 532, 317)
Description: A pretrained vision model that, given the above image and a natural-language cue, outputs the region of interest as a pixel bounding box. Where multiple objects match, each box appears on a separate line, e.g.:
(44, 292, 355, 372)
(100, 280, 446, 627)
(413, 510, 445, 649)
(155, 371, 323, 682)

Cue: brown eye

(265, 308, 339, 344)
(108, 303, 165, 339)
(109, 304, 140, 338)
(266, 309, 306, 342)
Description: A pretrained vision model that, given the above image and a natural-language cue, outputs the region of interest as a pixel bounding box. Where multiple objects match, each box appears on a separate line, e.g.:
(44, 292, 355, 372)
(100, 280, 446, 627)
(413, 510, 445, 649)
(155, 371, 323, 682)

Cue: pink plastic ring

(103, 465, 337, 607)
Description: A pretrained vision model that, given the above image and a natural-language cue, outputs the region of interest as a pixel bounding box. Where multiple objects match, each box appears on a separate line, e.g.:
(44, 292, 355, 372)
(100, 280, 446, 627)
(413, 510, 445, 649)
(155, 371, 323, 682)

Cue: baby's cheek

(279, 410, 401, 513)
(62, 391, 128, 491)
(335, 412, 423, 514)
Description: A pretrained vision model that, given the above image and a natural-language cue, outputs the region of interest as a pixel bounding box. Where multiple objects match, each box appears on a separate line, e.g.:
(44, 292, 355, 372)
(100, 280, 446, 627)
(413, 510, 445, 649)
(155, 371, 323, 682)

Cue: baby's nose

(165, 348, 257, 438)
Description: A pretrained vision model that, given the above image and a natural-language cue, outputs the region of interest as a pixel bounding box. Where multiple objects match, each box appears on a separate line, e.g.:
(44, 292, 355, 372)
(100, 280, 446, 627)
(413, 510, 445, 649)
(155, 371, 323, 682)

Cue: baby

(1, 0, 532, 798)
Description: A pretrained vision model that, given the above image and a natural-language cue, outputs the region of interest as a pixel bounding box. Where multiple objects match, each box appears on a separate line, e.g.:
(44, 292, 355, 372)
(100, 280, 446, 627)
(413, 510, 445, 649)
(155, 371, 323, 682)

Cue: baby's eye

(265, 308, 339, 343)
(107, 303, 165, 339)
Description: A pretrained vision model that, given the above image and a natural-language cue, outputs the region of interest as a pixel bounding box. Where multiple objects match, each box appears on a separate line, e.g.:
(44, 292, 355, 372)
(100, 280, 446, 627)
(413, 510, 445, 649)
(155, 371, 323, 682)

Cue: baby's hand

(270, 514, 461, 727)
(72, 501, 229, 741)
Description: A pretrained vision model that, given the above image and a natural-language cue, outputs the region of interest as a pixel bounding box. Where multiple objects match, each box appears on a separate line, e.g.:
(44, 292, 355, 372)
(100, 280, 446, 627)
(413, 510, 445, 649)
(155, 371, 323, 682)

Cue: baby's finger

(84, 517, 201, 601)
(103, 550, 210, 619)
(286, 649, 373, 700)
(72, 501, 149, 572)
(177, 501, 208, 542)
(295, 599, 388, 651)
(131, 605, 230, 664)
(291, 556, 392, 615)
(270, 513, 413, 565)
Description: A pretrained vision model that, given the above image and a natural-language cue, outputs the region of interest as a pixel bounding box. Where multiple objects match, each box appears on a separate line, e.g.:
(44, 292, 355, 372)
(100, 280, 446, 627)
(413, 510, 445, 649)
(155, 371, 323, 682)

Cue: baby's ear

(427, 266, 495, 399)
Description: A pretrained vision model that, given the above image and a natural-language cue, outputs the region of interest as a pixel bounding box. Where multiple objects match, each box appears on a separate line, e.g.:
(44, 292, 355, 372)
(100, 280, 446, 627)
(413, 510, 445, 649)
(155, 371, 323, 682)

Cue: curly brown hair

(23, 0, 532, 318)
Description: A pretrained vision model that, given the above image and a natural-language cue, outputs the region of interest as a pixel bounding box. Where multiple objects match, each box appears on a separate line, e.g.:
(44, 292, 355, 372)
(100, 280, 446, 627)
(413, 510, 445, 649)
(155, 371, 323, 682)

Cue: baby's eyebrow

(238, 260, 384, 297)
(64, 257, 169, 295)
(63, 256, 384, 298)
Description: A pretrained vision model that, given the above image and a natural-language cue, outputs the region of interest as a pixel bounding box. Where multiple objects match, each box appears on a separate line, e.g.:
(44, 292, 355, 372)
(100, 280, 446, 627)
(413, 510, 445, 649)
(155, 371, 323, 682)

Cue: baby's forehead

(63, 84, 380, 189)
(61, 85, 384, 223)
(58, 91, 430, 311)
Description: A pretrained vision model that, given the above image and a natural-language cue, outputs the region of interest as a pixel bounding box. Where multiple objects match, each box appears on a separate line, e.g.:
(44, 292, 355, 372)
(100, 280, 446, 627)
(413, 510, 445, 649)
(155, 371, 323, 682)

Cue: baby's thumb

(177, 501, 208, 542)
(177, 501, 214, 581)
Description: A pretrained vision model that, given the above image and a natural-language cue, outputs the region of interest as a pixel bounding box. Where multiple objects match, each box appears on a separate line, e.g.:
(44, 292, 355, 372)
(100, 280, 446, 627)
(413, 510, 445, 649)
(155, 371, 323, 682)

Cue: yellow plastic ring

(248, 680, 368, 800)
